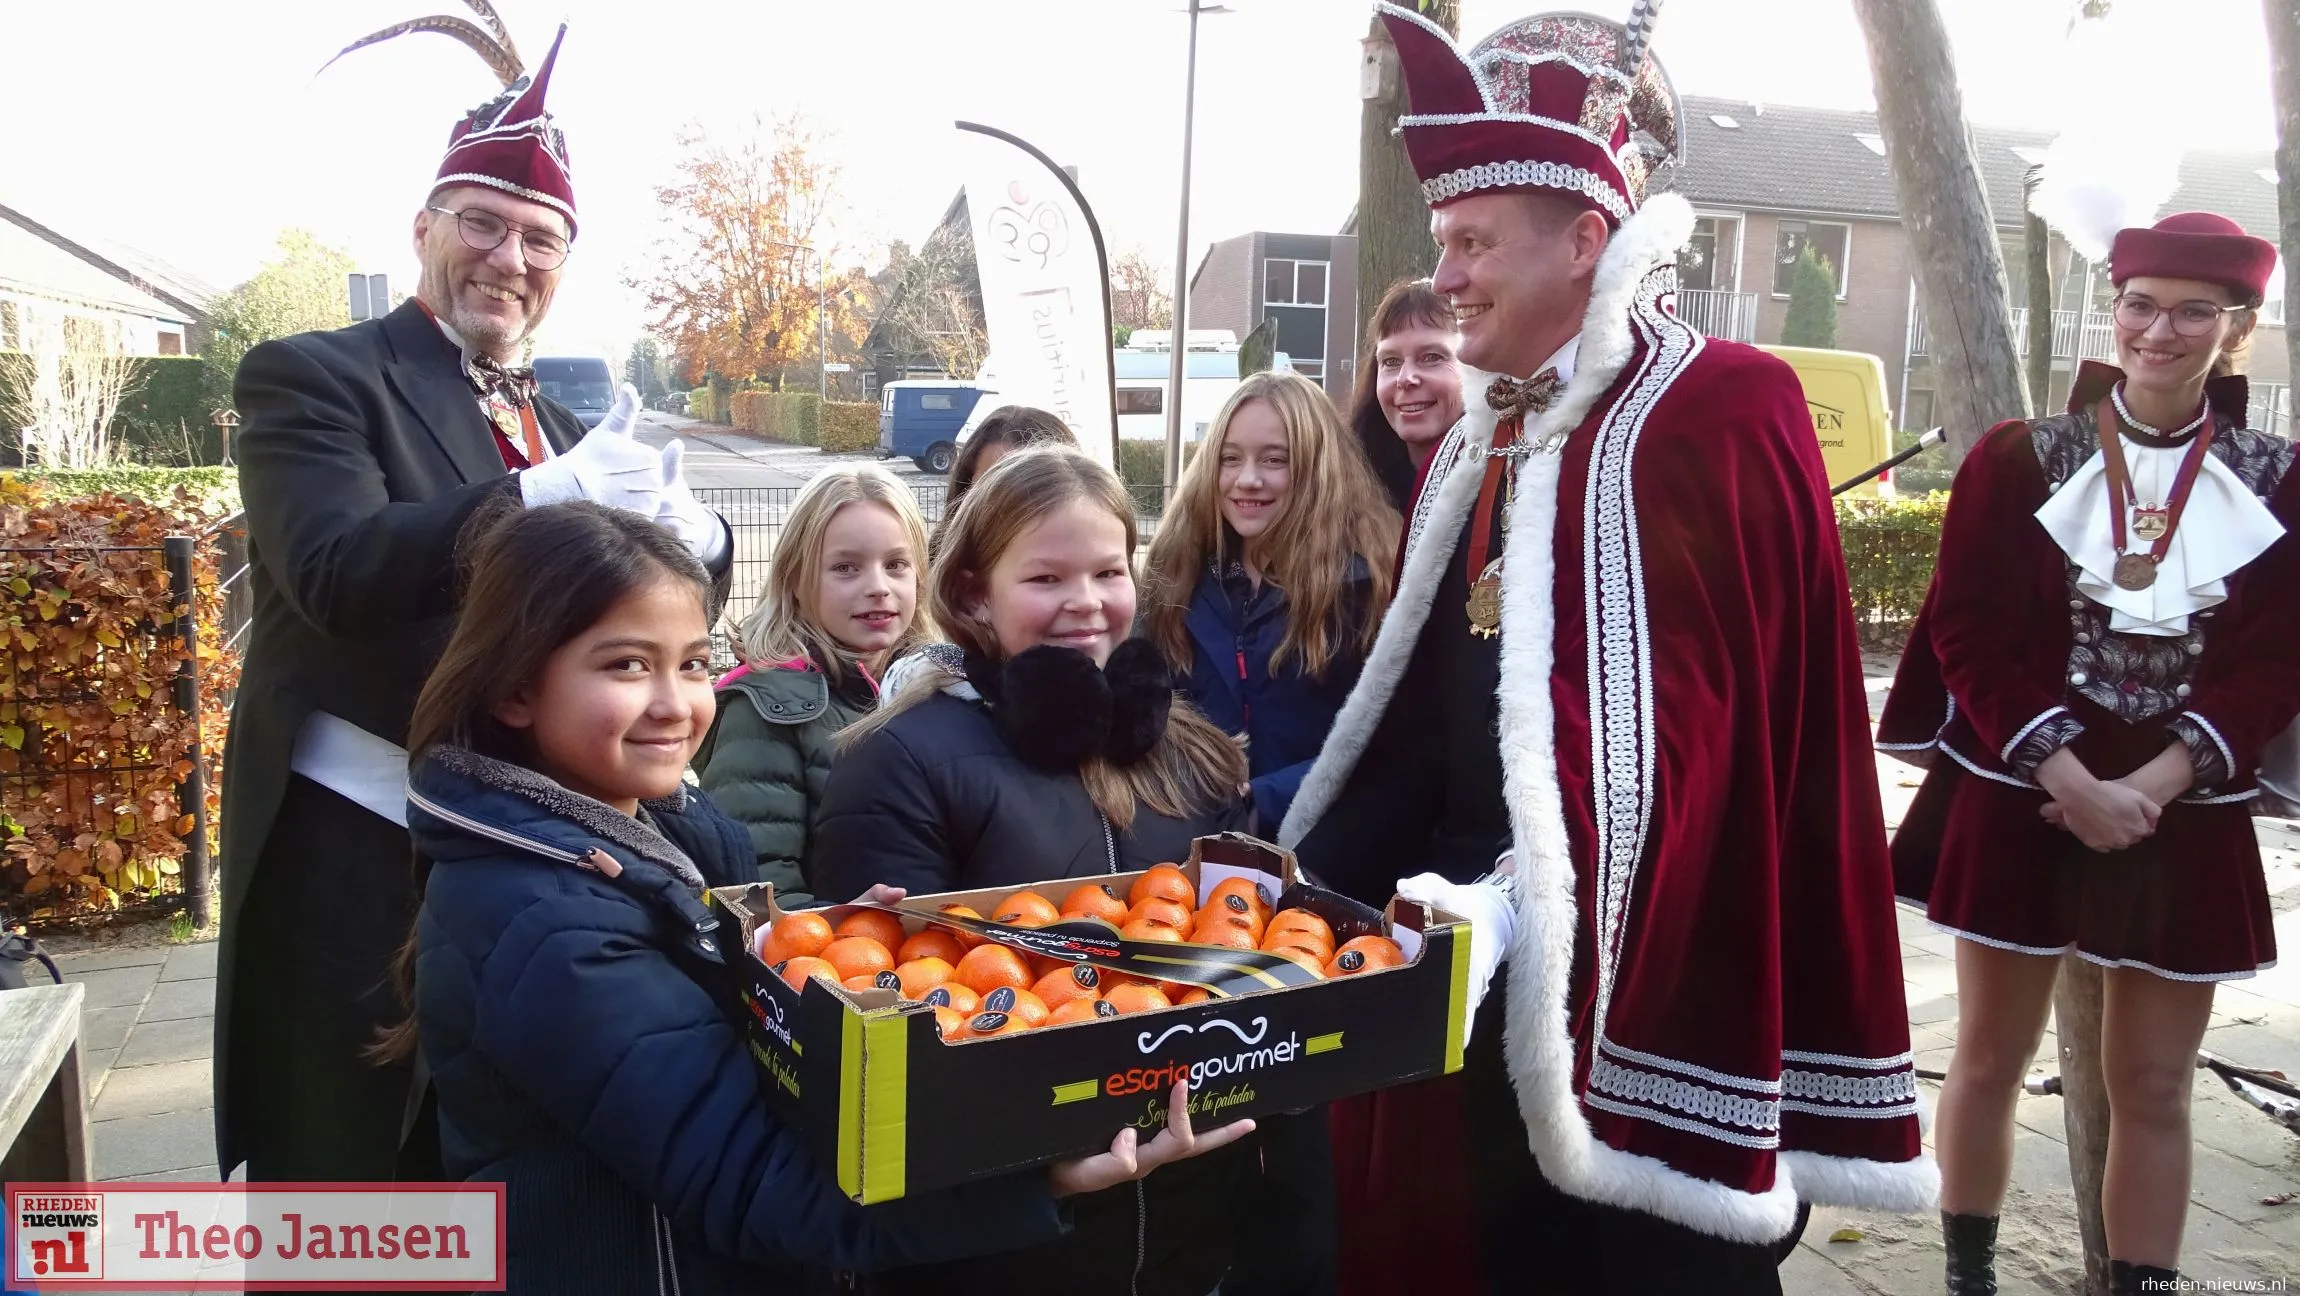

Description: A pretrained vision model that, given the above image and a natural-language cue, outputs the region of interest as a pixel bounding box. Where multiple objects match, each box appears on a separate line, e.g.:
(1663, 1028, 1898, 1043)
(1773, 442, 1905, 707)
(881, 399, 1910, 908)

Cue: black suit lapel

(379, 302, 506, 486)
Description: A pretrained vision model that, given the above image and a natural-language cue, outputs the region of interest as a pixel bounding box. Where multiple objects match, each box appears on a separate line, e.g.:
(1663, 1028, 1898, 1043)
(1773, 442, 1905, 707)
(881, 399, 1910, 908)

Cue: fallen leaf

(2262, 1191, 2296, 1207)
(1829, 1227, 1867, 1244)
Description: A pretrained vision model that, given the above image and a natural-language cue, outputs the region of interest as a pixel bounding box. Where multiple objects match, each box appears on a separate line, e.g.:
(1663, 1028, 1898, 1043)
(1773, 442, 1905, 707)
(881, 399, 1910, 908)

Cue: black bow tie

(466, 354, 537, 409)
(1486, 368, 1563, 419)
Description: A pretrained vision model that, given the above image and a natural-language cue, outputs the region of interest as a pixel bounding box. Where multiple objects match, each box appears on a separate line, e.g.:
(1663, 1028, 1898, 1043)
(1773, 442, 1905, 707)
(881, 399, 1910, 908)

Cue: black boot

(1942, 1212, 1999, 1296)
(2110, 1260, 2181, 1295)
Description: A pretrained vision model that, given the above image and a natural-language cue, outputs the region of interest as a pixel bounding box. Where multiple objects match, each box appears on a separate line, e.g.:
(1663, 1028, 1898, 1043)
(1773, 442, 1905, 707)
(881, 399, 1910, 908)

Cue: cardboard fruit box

(704, 832, 1471, 1203)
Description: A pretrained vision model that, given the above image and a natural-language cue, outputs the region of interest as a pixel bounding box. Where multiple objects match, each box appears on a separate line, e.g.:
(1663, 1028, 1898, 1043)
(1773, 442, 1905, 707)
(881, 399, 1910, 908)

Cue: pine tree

(1780, 245, 1840, 349)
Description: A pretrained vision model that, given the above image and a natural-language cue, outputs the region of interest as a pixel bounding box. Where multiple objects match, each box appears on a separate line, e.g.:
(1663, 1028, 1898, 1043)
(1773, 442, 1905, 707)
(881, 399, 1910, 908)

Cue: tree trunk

(2267, 0, 2300, 409)
(2055, 956, 2114, 1296)
(2024, 168, 2056, 415)
(1850, 0, 2030, 462)
(1357, 3, 1459, 342)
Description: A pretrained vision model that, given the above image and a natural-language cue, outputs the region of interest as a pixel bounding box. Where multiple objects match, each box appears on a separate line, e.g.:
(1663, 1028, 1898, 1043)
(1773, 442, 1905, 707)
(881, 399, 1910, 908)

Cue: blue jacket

(406, 746, 1066, 1295)
(1173, 560, 1375, 830)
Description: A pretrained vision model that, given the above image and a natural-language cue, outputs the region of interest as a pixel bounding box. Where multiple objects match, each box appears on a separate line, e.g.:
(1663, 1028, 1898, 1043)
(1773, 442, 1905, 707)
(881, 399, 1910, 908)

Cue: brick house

(1184, 230, 1362, 399)
(1671, 95, 2290, 434)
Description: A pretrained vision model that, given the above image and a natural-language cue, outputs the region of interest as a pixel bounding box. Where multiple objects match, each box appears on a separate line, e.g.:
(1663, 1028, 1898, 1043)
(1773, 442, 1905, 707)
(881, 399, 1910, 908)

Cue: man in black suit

(216, 28, 728, 1184)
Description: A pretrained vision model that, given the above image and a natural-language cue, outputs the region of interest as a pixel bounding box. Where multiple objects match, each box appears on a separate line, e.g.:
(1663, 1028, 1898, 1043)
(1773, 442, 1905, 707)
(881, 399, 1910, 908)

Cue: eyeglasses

(427, 206, 571, 270)
(2110, 293, 2241, 338)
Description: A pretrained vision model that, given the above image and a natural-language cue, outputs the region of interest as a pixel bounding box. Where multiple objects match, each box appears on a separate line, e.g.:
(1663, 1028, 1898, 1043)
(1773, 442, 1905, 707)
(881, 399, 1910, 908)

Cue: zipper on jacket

(1131, 1178, 1147, 1296)
(406, 787, 618, 874)
(651, 1205, 684, 1296)
(1234, 646, 1252, 728)
(1100, 812, 1118, 875)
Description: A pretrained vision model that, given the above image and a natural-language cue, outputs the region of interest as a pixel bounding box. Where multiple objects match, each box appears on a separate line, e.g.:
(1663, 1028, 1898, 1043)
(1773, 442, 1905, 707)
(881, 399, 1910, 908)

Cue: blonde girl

(696, 465, 933, 903)
(1141, 369, 1400, 831)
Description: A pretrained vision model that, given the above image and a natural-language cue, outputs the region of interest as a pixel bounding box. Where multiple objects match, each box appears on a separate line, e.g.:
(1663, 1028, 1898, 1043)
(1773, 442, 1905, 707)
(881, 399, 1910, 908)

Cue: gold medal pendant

(2112, 553, 2157, 591)
(491, 405, 524, 443)
(2130, 507, 2170, 542)
(1467, 560, 1504, 639)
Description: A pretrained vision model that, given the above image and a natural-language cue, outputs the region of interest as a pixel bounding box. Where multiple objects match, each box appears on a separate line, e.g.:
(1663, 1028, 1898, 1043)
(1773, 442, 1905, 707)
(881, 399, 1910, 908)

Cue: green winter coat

(694, 661, 877, 907)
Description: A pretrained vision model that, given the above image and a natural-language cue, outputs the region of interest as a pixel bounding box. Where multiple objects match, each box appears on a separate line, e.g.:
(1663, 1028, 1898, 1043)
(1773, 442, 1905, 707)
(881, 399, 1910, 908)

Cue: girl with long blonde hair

(814, 446, 1255, 1296)
(1141, 370, 1399, 831)
(695, 465, 933, 903)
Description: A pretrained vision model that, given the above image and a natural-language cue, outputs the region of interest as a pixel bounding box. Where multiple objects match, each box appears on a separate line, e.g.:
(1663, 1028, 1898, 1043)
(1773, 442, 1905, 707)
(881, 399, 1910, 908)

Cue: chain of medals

(2094, 387, 2215, 592)
(1464, 370, 1568, 639)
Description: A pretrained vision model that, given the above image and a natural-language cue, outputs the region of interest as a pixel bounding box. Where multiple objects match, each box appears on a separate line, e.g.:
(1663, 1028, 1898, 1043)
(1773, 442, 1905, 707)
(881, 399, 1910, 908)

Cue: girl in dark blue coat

(1138, 371, 1398, 1296)
(380, 500, 1247, 1296)
(1140, 371, 1399, 834)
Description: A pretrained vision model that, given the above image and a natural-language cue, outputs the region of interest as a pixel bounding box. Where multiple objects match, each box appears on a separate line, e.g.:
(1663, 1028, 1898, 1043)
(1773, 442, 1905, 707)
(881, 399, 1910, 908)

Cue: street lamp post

(1164, 0, 1232, 493)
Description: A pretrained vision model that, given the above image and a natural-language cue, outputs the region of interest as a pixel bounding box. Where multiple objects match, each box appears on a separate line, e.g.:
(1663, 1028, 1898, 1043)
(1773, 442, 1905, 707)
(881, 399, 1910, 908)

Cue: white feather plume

(2027, 16, 2182, 262)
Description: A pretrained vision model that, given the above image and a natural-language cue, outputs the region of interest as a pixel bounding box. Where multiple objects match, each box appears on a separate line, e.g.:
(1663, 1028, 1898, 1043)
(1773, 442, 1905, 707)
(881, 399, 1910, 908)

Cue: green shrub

(1888, 426, 1955, 495)
(11, 466, 241, 513)
(688, 387, 717, 424)
(1115, 438, 1189, 517)
(1782, 245, 1840, 349)
(115, 357, 223, 465)
(1834, 493, 1945, 636)
(819, 401, 878, 453)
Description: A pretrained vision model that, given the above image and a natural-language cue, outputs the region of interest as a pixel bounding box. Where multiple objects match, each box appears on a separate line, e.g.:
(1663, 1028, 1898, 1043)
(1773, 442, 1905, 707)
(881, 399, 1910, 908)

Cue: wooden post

(2056, 954, 2113, 1296)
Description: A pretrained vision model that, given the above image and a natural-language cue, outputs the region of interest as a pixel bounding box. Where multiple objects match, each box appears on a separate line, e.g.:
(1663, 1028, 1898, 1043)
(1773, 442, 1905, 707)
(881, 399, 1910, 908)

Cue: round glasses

(428, 205, 571, 271)
(2110, 293, 2240, 338)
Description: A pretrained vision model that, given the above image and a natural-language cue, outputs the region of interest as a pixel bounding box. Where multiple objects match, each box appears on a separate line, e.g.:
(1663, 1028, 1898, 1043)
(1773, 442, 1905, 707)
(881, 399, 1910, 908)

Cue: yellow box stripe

(1050, 1079, 1101, 1106)
(835, 1009, 865, 1198)
(1444, 926, 1471, 1074)
(1306, 1031, 1345, 1056)
(857, 1013, 910, 1203)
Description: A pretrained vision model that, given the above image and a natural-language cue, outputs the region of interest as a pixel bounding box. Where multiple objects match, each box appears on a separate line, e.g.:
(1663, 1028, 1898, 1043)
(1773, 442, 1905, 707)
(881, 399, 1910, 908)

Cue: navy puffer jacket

(407, 746, 1068, 1295)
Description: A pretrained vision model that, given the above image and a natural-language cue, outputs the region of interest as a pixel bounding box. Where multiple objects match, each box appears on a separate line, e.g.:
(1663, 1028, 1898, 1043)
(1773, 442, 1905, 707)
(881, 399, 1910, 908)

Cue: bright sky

(0, 0, 2276, 366)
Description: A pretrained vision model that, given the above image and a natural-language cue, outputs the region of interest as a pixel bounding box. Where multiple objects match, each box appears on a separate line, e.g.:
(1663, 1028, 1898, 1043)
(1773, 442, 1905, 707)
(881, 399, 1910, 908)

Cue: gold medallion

(491, 405, 524, 442)
(2112, 553, 2157, 591)
(1467, 560, 1504, 639)
(2130, 507, 2170, 542)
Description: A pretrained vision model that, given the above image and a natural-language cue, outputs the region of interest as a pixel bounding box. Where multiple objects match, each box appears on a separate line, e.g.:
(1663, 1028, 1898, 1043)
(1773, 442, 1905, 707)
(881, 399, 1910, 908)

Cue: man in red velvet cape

(1281, 7, 1935, 1291)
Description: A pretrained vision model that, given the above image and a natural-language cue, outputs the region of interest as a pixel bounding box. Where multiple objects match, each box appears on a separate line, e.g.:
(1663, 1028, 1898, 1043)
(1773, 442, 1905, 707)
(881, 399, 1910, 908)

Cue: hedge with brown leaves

(0, 476, 239, 917)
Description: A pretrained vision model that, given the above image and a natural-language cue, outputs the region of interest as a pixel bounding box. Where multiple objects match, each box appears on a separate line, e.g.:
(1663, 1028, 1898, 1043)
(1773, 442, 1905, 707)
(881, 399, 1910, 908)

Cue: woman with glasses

(1880, 212, 2299, 1296)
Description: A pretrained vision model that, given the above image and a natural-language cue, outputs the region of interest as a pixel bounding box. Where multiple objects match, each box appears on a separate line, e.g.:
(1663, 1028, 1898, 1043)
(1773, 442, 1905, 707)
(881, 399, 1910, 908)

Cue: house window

(1772, 221, 1850, 299)
(1116, 387, 1163, 416)
(156, 331, 183, 356)
(1264, 259, 1330, 307)
(1679, 216, 1741, 292)
(1289, 359, 1324, 381)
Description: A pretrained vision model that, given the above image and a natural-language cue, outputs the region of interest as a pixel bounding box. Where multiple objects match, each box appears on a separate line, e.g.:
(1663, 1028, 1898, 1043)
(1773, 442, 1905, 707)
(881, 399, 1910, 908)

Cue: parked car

(532, 355, 617, 430)
(878, 380, 987, 473)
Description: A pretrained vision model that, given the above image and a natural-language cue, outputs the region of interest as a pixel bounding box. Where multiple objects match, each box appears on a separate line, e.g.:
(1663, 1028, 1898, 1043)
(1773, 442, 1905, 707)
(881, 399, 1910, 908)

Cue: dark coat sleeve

(695, 694, 816, 905)
(441, 875, 1064, 1273)
(1927, 420, 2074, 758)
(233, 335, 519, 636)
(2183, 465, 2300, 775)
(808, 723, 960, 902)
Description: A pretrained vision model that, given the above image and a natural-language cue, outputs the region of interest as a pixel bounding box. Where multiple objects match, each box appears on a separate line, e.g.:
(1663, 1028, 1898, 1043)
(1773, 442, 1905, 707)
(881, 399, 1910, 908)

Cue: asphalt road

(631, 411, 940, 494)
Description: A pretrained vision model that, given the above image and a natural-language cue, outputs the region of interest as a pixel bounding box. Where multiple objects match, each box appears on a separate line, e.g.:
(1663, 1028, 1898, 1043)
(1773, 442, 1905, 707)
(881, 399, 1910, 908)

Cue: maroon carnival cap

(1378, 1, 1680, 227)
(2109, 212, 2276, 305)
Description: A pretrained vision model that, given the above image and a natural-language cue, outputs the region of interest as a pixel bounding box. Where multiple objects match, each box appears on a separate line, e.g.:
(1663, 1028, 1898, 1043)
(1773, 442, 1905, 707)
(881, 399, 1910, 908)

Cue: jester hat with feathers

(325, 2, 578, 233)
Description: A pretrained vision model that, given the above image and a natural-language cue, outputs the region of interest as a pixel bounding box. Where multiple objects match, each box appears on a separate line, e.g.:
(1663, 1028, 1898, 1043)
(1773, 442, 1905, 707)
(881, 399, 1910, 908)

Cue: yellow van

(1757, 345, 1897, 497)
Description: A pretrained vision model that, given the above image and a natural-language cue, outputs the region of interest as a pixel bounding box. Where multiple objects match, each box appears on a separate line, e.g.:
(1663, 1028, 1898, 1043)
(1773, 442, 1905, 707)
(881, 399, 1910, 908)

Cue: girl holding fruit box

(378, 500, 1249, 1296)
(696, 465, 934, 906)
(814, 447, 1259, 1296)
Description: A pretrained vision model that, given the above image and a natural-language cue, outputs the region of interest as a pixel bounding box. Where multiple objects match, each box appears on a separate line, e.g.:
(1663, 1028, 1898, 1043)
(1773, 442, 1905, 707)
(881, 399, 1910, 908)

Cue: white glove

(652, 439, 729, 566)
(519, 384, 665, 515)
(1395, 870, 1518, 1032)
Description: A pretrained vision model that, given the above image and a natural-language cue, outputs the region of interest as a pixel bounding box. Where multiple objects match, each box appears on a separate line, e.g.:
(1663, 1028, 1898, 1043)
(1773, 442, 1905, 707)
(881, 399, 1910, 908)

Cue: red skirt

(1915, 698, 2276, 981)
(1330, 1073, 1485, 1295)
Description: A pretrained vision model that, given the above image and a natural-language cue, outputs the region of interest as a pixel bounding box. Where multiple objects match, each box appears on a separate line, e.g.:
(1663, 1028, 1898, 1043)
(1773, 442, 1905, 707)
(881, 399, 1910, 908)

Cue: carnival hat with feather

(324, 2, 578, 233)
(1377, 1, 1680, 228)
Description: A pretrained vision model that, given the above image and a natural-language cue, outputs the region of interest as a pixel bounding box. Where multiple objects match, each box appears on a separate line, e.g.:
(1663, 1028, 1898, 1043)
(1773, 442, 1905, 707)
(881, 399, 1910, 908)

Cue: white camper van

(953, 331, 1292, 449)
